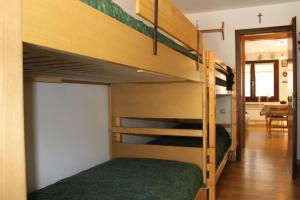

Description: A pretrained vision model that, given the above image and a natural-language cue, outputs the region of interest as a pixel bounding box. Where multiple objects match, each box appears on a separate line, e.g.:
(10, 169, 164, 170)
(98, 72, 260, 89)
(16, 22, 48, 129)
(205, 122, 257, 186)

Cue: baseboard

(246, 124, 266, 127)
(247, 120, 266, 127)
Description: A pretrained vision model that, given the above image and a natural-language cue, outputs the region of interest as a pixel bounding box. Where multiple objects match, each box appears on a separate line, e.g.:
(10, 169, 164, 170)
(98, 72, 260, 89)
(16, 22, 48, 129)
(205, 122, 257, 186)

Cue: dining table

(260, 104, 289, 134)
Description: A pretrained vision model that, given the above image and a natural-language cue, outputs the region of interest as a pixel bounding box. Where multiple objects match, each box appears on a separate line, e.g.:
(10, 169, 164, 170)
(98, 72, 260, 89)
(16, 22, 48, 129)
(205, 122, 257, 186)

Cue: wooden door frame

(235, 25, 292, 161)
(290, 17, 298, 179)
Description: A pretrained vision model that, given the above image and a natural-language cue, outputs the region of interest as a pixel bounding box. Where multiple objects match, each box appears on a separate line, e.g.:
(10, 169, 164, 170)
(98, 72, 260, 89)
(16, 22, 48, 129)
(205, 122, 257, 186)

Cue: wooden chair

(268, 107, 289, 135)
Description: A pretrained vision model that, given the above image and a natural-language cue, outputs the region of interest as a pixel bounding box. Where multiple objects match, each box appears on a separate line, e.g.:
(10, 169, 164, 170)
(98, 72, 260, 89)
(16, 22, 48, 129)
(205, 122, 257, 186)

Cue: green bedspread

(149, 123, 232, 168)
(28, 158, 204, 200)
(80, 0, 199, 61)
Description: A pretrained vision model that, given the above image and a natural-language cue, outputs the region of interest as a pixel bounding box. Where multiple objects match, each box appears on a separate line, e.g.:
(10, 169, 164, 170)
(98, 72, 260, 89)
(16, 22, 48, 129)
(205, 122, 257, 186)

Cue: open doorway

(244, 36, 289, 131)
(235, 19, 298, 179)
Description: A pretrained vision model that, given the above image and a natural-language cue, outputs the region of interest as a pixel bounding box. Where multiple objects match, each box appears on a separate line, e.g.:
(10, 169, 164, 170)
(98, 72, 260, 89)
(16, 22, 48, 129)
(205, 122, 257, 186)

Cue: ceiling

(172, 0, 300, 13)
(245, 39, 288, 54)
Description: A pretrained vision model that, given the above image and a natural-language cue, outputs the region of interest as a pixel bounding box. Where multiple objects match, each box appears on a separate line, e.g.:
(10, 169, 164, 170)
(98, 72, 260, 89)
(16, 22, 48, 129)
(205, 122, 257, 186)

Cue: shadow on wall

(24, 81, 38, 192)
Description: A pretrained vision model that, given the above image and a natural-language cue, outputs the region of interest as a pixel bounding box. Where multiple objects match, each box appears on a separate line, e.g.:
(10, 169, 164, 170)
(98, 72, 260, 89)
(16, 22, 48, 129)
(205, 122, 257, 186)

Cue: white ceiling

(245, 39, 288, 54)
(172, 0, 300, 13)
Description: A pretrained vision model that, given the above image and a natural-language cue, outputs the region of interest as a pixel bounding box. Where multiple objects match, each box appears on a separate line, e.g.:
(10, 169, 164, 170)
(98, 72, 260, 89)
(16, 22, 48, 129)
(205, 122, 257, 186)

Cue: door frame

(289, 17, 298, 179)
(235, 25, 295, 161)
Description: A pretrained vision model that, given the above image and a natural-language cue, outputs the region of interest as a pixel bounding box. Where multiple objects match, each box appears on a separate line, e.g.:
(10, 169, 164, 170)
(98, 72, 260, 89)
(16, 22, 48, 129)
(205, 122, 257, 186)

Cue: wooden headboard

(111, 82, 204, 119)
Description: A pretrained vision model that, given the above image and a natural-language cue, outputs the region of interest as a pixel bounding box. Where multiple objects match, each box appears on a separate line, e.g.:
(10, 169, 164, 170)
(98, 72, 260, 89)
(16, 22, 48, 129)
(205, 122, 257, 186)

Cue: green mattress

(28, 158, 204, 200)
(80, 0, 200, 61)
(149, 123, 232, 168)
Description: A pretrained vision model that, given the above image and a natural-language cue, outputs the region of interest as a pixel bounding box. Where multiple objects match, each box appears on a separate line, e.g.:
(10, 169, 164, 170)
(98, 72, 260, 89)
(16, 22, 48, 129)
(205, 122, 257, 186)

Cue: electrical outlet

(220, 108, 226, 114)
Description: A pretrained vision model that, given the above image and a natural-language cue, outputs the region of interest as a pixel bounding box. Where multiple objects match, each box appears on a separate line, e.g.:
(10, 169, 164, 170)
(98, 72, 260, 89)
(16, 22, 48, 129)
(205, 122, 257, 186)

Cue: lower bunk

(149, 123, 232, 169)
(28, 158, 206, 200)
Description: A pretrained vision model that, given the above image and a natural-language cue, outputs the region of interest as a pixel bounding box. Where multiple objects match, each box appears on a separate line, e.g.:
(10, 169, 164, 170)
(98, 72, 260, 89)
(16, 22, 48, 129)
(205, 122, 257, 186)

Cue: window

(245, 60, 279, 102)
(245, 64, 251, 97)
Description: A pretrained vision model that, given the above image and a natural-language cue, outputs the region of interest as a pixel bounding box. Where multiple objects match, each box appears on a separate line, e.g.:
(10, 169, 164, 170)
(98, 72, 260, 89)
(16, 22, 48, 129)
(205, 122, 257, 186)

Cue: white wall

(24, 82, 110, 192)
(187, 1, 300, 159)
(216, 96, 232, 125)
(113, 0, 135, 15)
(187, 1, 300, 66)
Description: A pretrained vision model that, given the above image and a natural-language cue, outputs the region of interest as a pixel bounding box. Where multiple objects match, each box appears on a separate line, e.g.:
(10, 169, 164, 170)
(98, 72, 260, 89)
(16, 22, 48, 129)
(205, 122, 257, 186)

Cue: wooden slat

(24, 40, 186, 84)
(231, 70, 238, 158)
(25, 76, 110, 85)
(23, 0, 203, 82)
(0, 0, 27, 199)
(215, 149, 230, 182)
(207, 51, 216, 200)
(112, 127, 203, 137)
(113, 143, 203, 168)
(110, 117, 122, 158)
(202, 45, 208, 183)
(24, 76, 63, 83)
(215, 60, 227, 68)
(208, 52, 216, 149)
(136, 0, 199, 52)
(111, 82, 203, 119)
(208, 148, 216, 200)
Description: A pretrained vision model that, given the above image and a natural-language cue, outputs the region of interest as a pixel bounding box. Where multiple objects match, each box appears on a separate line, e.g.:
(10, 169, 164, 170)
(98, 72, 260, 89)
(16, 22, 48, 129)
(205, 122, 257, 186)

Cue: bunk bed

(23, 0, 234, 90)
(1, 0, 236, 200)
(215, 61, 235, 94)
(108, 51, 237, 200)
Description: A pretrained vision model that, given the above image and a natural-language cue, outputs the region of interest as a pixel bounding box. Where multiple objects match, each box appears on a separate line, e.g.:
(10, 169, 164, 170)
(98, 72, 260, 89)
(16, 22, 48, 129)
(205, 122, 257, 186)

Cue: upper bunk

(23, 0, 235, 91)
(23, 0, 205, 83)
(214, 60, 235, 95)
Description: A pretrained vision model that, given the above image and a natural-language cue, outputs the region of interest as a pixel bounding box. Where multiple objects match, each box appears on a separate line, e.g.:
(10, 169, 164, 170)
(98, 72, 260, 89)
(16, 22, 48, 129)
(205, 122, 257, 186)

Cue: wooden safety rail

(136, 0, 203, 52)
(23, 0, 204, 83)
(111, 127, 203, 137)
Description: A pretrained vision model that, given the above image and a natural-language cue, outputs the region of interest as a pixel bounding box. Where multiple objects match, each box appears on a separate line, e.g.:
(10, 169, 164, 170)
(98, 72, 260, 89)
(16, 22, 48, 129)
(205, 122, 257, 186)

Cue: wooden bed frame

(1, 0, 236, 200)
(110, 51, 237, 200)
(22, 0, 204, 83)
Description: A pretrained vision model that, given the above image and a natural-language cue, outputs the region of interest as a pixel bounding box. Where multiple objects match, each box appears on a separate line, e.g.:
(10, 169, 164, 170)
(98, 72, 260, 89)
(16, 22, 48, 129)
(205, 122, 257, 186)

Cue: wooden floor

(217, 127, 300, 200)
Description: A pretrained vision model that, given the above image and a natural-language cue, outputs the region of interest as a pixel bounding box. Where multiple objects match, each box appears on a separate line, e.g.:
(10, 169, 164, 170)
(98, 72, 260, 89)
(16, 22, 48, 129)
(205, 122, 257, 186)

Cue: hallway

(217, 127, 300, 200)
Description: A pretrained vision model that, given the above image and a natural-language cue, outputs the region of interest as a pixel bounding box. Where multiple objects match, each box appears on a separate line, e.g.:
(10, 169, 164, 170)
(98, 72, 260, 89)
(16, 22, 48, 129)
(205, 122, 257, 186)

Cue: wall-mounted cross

(257, 12, 263, 24)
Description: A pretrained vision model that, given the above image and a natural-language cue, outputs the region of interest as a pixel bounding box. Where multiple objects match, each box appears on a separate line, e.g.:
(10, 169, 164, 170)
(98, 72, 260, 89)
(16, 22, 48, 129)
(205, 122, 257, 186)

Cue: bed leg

(228, 150, 237, 161)
(110, 117, 122, 158)
(209, 185, 216, 200)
